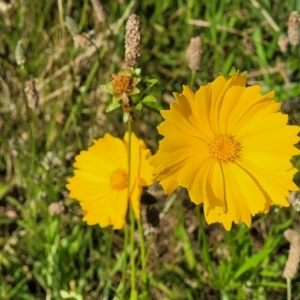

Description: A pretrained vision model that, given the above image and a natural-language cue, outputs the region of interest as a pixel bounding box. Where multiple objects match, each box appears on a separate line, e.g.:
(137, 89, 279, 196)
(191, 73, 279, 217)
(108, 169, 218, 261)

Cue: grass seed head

(90, 0, 107, 23)
(15, 40, 26, 65)
(278, 34, 289, 53)
(25, 79, 39, 109)
(288, 11, 299, 46)
(125, 14, 141, 67)
(186, 37, 202, 71)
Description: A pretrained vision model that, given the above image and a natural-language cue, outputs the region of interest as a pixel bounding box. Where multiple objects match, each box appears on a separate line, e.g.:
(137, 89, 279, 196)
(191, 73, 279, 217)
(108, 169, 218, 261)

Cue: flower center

(110, 168, 128, 190)
(112, 74, 133, 95)
(209, 134, 242, 163)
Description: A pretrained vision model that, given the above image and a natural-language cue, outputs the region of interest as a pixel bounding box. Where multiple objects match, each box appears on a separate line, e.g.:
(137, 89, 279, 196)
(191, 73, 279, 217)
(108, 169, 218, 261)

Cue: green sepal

(228, 67, 247, 77)
(106, 101, 121, 113)
(100, 82, 115, 95)
(145, 78, 158, 89)
(228, 67, 237, 76)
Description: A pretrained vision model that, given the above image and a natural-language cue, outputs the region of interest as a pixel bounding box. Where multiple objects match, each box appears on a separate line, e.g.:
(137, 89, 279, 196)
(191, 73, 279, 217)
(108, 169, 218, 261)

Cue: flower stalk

(126, 118, 137, 299)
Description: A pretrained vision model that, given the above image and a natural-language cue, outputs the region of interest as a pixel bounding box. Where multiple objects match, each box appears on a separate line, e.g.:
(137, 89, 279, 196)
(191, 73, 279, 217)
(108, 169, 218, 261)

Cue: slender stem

(121, 221, 129, 299)
(196, 206, 215, 277)
(127, 118, 137, 300)
(127, 118, 132, 181)
(287, 278, 291, 300)
(143, 103, 161, 115)
(190, 70, 196, 89)
(129, 203, 137, 300)
(57, 0, 65, 38)
(137, 218, 148, 298)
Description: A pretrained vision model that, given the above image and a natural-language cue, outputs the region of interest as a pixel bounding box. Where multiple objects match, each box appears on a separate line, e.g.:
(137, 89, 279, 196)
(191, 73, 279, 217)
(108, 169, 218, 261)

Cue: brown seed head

(125, 14, 141, 67)
(283, 229, 300, 279)
(278, 34, 289, 53)
(90, 0, 107, 23)
(112, 74, 133, 95)
(288, 11, 299, 46)
(25, 79, 39, 109)
(186, 37, 202, 71)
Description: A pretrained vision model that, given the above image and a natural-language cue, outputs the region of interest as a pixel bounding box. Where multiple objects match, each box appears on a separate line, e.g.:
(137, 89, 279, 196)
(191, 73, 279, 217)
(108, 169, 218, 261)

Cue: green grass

(1, 0, 300, 299)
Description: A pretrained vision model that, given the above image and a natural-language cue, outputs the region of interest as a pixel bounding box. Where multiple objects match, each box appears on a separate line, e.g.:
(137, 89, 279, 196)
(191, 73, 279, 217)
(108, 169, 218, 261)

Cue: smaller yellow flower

(66, 132, 153, 229)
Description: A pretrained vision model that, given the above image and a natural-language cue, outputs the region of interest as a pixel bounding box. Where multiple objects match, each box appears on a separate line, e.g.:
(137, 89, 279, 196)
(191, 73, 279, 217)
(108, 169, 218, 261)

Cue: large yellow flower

(151, 74, 300, 230)
(67, 132, 153, 229)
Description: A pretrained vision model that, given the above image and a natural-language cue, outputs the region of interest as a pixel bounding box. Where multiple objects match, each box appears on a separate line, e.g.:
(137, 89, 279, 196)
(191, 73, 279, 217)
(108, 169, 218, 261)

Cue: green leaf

(177, 221, 196, 270)
(105, 102, 121, 113)
(233, 237, 280, 280)
(6, 195, 24, 212)
(253, 281, 286, 288)
(260, 269, 280, 277)
(135, 102, 143, 110)
(145, 78, 158, 89)
(0, 180, 14, 201)
(100, 81, 114, 94)
(142, 95, 157, 103)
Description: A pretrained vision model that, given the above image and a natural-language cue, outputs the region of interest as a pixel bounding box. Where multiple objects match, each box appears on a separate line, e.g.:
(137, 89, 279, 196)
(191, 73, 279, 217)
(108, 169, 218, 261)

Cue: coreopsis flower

(66, 132, 153, 229)
(151, 74, 300, 230)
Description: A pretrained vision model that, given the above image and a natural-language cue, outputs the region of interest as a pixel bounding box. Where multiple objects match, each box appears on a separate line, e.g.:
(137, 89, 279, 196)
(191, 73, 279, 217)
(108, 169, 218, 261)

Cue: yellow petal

(130, 182, 142, 219)
(81, 189, 128, 229)
(242, 126, 300, 156)
(218, 85, 245, 134)
(205, 163, 252, 229)
(67, 178, 111, 201)
(238, 158, 292, 206)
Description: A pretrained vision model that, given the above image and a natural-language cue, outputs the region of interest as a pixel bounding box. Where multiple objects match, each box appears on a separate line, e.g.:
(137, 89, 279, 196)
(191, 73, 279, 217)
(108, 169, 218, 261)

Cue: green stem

(137, 218, 148, 298)
(121, 221, 129, 299)
(143, 103, 161, 115)
(287, 278, 291, 300)
(196, 206, 215, 277)
(190, 70, 196, 89)
(127, 118, 137, 300)
(129, 203, 137, 300)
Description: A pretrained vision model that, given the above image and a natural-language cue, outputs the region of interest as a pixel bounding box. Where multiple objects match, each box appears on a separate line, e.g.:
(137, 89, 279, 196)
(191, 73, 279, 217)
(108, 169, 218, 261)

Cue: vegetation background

(1, 0, 300, 299)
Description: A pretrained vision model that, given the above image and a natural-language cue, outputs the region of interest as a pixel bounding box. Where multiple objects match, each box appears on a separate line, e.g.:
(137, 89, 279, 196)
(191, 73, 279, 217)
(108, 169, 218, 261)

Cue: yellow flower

(151, 74, 300, 230)
(66, 132, 153, 229)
